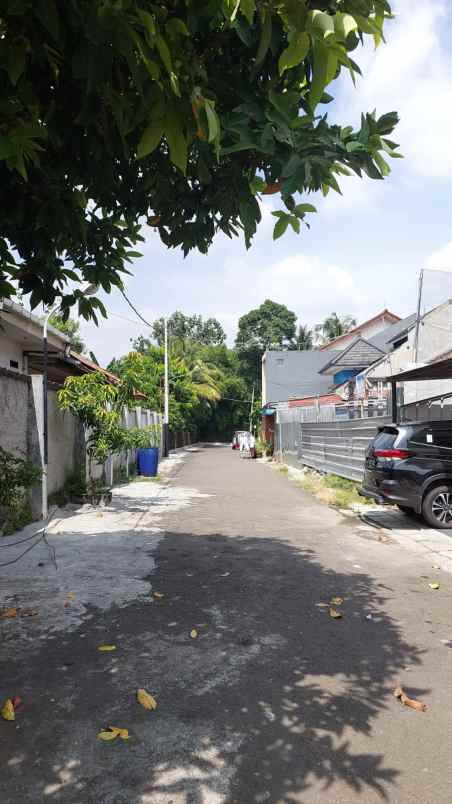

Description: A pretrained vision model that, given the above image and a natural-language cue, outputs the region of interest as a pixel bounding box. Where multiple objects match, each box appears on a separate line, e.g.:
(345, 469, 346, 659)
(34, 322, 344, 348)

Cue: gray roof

(319, 336, 385, 373)
(264, 350, 341, 404)
(369, 313, 417, 352)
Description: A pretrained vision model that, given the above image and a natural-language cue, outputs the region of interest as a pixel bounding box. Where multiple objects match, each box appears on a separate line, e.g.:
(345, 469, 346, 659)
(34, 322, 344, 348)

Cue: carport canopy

(387, 356, 452, 383)
(386, 356, 452, 422)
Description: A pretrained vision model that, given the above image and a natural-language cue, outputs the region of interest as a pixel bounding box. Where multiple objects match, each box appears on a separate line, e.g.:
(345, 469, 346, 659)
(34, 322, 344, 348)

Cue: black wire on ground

(0, 509, 58, 569)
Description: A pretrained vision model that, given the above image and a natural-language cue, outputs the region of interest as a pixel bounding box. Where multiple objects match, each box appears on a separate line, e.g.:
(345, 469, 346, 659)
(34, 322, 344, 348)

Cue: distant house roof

(319, 336, 386, 375)
(318, 309, 401, 351)
(288, 393, 343, 408)
(263, 350, 341, 404)
(368, 313, 417, 352)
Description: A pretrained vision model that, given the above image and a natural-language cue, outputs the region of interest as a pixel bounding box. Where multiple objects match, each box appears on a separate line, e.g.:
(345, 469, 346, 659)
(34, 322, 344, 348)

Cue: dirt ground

(1, 445, 452, 803)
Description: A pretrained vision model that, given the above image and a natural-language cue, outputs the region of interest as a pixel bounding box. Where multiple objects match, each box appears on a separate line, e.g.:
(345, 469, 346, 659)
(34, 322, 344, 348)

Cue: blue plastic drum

(137, 447, 159, 477)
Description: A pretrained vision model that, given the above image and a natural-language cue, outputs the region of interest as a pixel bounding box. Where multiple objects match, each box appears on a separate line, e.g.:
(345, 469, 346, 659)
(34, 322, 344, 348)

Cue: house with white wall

(0, 300, 154, 520)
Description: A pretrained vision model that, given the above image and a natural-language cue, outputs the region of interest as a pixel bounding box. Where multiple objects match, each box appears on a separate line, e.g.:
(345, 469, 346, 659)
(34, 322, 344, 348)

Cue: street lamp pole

(163, 316, 169, 457)
(42, 309, 51, 519)
(41, 283, 98, 519)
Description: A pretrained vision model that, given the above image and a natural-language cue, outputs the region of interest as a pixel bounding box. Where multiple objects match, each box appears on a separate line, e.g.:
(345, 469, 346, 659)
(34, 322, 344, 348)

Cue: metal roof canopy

(386, 356, 452, 423)
(387, 356, 452, 383)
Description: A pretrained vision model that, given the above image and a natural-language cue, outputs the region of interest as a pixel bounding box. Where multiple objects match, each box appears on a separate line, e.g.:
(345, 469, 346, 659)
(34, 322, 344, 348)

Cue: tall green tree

(1, 1, 399, 319)
(315, 313, 357, 344)
(48, 312, 85, 354)
(235, 299, 297, 387)
(152, 312, 226, 346)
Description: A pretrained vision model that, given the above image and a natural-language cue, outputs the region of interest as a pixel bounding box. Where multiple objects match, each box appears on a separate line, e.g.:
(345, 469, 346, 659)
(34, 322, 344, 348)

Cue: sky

(79, 0, 452, 366)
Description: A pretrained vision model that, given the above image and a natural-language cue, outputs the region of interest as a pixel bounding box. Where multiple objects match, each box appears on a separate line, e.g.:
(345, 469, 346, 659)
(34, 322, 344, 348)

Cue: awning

(386, 356, 452, 383)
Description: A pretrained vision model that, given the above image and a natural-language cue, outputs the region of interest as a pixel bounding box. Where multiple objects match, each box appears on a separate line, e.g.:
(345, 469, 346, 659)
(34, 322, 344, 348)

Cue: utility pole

(413, 268, 424, 363)
(42, 310, 50, 520)
(249, 383, 255, 433)
(163, 316, 169, 457)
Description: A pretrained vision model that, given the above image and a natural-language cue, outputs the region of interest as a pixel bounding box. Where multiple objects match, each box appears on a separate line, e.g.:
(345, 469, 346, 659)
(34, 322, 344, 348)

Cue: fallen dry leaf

(330, 596, 344, 606)
(1, 699, 15, 721)
(152, 592, 164, 599)
(0, 607, 17, 619)
(20, 608, 38, 618)
(98, 644, 117, 652)
(137, 688, 157, 711)
(190, 629, 198, 639)
(66, 592, 76, 600)
(429, 582, 440, 590)
(98, 726, 129, 741)
(329, 607, 342, 619)
(12, 696, 23, 711)
(432, 565, 441, 570)
(394, 686, 427, 712)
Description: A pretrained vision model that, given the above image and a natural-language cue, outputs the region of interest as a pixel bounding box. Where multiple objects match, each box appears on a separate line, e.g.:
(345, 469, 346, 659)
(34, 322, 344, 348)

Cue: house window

(9, 359, 19, 370)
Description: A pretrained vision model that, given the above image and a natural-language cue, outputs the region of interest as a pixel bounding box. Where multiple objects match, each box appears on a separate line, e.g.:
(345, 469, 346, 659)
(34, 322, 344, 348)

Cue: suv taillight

(374, 449, 410, 460)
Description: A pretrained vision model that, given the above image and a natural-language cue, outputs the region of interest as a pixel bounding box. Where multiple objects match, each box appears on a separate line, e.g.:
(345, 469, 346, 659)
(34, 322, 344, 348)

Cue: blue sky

(80, 0, 452, 366)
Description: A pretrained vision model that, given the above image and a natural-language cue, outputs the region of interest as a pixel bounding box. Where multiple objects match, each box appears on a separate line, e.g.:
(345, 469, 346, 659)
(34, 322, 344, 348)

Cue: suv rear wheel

(422, 485, 452, 529)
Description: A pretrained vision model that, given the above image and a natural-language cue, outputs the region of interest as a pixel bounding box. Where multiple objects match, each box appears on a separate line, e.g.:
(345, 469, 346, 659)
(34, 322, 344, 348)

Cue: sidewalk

(0, 449, 207, 654)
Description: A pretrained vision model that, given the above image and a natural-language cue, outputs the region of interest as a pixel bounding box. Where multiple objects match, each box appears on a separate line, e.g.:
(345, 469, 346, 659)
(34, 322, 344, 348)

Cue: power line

(119, 287, 152, 329)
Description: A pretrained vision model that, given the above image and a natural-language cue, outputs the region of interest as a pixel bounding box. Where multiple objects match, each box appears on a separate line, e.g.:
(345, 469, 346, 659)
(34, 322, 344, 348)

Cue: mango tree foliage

(0, 0, 400, 319)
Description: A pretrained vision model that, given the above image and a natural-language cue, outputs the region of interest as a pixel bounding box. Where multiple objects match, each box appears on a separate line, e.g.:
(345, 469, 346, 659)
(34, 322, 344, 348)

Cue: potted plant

(127, 424, 161, 477)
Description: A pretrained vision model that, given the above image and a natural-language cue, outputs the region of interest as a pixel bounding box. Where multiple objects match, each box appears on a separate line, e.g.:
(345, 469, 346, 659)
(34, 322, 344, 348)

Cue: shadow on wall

(0, 530, 422, 803)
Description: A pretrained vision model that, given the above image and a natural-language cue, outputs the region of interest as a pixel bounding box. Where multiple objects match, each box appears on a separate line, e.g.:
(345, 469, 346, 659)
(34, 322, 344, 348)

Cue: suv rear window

(373, 428, 398, 450)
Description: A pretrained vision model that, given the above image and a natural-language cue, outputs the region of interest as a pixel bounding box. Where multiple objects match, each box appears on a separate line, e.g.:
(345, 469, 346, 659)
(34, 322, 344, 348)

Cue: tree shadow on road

(0, 529, 424, 804)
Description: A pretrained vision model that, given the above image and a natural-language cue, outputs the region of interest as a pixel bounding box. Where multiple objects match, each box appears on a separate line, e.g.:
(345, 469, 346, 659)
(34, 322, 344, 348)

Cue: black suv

(360, 421, 452, 528)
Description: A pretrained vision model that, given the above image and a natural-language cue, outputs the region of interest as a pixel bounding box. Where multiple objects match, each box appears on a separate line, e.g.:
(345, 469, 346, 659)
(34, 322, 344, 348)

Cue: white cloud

(340, 0, 452, 178)
(425, 241, 452, 272)
(257, 255, 368, 326)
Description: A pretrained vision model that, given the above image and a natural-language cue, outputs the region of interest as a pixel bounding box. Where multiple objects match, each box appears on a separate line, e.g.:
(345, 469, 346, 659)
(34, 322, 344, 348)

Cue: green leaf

(137, 118, 164, 158)
(240, 0, 256, 25)
(137, 9, 156, 40)
(7, 44, 26, 85)
(374, 151, 391, 177)
(309, 39, 338, 110)
(334, 13, 358, 41)
(156, 33, 173, 75)
(294, 203, 317, 215)
(204, 100, 220, 144)
(249, 176, 267, 194)
(278, 32, 309, 75)
(289, 216, 300, 234)
(307, 10, 335, 40)
(273, 217, 290, 240)
(255, 8, 272, 69)
(165, 18, 189, 38)
(165, 105, 187, 174)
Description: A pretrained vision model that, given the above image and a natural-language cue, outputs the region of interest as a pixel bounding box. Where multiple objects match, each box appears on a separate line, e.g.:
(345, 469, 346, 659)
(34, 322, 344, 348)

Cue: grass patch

(278, 465, 289, 475)
(295, 469, 370, 511)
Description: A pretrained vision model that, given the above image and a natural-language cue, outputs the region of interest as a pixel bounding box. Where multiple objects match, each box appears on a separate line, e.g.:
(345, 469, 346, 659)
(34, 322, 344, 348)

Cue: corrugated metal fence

(276, 410, 391, 481)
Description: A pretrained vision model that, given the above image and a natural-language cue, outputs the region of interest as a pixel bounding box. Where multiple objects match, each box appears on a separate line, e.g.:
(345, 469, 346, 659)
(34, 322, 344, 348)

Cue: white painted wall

(0, 334, 24, 372)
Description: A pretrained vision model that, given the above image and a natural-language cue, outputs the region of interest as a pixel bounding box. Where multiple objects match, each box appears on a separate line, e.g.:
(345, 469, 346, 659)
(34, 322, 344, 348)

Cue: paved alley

(1, 445, 452, 803)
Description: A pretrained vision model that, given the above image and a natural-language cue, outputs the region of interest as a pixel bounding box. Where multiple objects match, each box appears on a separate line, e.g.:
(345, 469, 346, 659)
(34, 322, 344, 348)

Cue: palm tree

(314, 313, 357, 345)
(170, 342, 222, 404)
(294, 324, 313, 351)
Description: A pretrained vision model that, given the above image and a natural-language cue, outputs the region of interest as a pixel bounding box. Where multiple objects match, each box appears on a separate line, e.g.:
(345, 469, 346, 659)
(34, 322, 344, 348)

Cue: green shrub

(0, 447, 41, 535)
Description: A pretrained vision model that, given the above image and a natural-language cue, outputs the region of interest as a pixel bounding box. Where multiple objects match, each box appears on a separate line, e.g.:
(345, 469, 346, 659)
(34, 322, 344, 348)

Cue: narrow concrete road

(2, 445, 452, 803)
